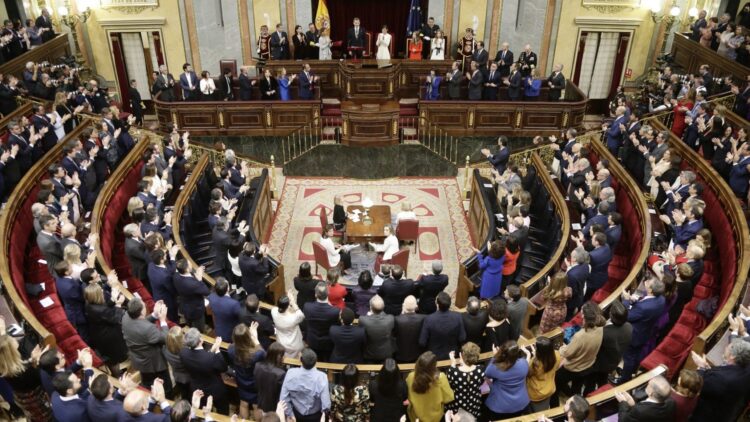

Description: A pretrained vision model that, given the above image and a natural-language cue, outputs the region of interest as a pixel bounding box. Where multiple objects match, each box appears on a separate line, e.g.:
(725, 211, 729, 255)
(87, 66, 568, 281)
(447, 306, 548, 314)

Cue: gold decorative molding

(392, 119, 398, 136)
(346, 80, 351, 94)
(582, 0, 640, 14)
(265, 109, 272, 126)
(468, 109, 474, 127)
(515, 111, 522, 127)
(388, 80, 394, 94)
(562, 111, 569, 127)
(342, 120, 348, 136)
(96, 17, 167, 28)
(238, 0, 252, 65)
(183, 0, 201, 72)
(218, 111, 224, 128)
(574, 16, 643, 28)
(171, 111, 177, 126)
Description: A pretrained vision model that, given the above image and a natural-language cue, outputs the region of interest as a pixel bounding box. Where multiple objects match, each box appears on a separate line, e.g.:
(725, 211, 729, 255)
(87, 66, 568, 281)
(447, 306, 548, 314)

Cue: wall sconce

(57, 1, 92, 65)
(649, 0, 680, 24)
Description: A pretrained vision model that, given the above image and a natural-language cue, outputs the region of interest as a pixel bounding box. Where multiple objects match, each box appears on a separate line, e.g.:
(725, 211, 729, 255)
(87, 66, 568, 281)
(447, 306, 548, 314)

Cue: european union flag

(406, 0, 422, 36)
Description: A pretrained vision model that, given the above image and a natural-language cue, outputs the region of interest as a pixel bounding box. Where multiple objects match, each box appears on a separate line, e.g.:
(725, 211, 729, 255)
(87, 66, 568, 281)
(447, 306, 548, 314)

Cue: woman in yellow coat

(406, 351, 455, 422)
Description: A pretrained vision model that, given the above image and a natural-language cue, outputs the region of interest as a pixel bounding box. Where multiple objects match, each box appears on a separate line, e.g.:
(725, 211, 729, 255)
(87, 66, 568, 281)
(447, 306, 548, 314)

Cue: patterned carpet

(267, 177, 474, 291)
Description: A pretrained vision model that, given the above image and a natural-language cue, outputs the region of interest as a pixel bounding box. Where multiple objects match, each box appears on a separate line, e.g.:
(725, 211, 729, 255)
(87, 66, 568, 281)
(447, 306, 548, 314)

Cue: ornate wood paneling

(0, 35, 71, 78)
(672, 32, 750, 83)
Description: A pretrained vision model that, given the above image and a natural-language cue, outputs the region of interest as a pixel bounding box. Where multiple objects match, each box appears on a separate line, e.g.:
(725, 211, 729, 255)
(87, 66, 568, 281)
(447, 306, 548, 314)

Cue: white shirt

(372, 234, 399, 260)
(227, 252, 241, 277)
(319, 236, 340, 266)
(395, 211, 416, 223)
(271, 307, 305, 357)
(200, 78, 215, 95)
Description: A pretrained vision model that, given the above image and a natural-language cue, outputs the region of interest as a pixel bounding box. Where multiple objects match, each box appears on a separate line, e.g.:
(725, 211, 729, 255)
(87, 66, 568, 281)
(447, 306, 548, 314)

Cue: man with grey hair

(123, 222, 149, 283)
(566, 247, 590, 319)
(604, 105, 627, 154)
(179, 327, 228, 413)
(691, 339, 750, 421)
(359, 295, 395, 362)
(616, 375, 675, 420)
(302, 281, 339, 361)
(154, 64, 176, 102)
(620, 277, 665, 382)
(121, 298, 172, 394)
(415, 260, 449, 314)
(395, 295, 426, 362)
(660, 170, 694, 214)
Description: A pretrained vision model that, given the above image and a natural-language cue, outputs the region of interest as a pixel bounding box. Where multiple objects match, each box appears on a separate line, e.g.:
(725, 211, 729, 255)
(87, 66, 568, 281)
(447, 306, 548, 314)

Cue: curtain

(588, 32, 618, 99)
(316, 0, 429, 57)
(577, 32, 598, 98)
(121, 33, 152, 101)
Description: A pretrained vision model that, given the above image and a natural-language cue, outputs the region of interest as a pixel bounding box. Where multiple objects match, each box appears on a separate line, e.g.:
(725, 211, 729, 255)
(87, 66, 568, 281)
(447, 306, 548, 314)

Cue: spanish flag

(315, 0, 330, 36)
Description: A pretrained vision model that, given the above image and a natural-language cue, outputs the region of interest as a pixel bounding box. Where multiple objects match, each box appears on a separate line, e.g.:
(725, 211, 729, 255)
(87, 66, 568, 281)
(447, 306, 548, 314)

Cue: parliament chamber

(0, 0, 748, 422)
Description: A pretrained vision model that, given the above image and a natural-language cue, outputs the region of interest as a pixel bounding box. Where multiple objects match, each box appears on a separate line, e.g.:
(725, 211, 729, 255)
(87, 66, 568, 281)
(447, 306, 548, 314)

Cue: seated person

(371, 225, 400, 272)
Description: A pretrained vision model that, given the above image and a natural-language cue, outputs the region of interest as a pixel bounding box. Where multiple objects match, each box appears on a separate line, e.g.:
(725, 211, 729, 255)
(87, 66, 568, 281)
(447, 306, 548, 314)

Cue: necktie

(490, 71, 494, 80)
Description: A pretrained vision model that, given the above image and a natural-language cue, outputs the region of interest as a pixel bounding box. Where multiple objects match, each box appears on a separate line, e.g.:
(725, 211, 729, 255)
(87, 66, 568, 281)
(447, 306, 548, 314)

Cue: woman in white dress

(317, 20, 332, 60)
(376, 25, 392, 60)
(431, 30, 445, 60)
(270, 294, 305, 358)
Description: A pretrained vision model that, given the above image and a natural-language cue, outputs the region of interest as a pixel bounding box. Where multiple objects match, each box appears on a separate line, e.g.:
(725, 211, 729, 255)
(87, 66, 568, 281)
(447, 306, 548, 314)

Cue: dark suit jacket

(588, 244, 612, 290)
(239, 309, 275, 349)
(147, 263, 177, 320)
(238, 74, 253, 100)
(415, 274, 448, 314)
(50, 368, 93, 422)
(593, 322, 632, 373)
(447, 70, 464, 100)
(303, 301, 340, 352)
(218, 74, 234, 101)
(119, 410, 170, 422)
(618, 400, 675, 422)
(462, 311, 489, 346)
(507, 70, 522, 100)
(208, 293, 241, 341)
(467, 70, 484, 101)
(483, 70, 501, 100)
(239, 254, 270, 297)
(124, 237, 149, 281)
(472, 49, 489, 74)
(419, 310, 466, 359)
(86, 395, 124, 422)
(329, 325, 366, 363)
(488, 147, 510, 174)
(173, 272, 210, 321)
(605, 225, 622, 249)
(359, 313, 395, 361)
(212, 228, 242, 277)
(179, 347, 228, 402)
(36, 15, 55, 42)
(692, 364, 750, 422)
(625, 296, 666, 347)
(298, 71, 315, 100)
(259, 77, 278, 100)
(37, 231, 64, 274)
(154, 73, 175, 102)
(547, 71, 566, 100)
(347, 27, 367, 48)
(378, 279, 416, 315)
(128, 87, 143, 117)
(269, 31, 289, 59)
(566, 264, 590, 310)
(494, 49, 514, 77)
(394, 313, 426, 362)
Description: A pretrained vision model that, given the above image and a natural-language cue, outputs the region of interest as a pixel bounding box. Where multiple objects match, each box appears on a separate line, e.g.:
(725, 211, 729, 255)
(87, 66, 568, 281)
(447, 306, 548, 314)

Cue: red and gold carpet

(267, 177, 474, 290)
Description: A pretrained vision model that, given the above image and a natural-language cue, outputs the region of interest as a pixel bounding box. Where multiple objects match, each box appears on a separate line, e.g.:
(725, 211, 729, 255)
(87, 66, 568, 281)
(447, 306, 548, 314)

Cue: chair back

(319, 208, 329, 231)
(312, 240, 331, 269)
(389, 248, 410, 273)
(396, 219, 419, 242)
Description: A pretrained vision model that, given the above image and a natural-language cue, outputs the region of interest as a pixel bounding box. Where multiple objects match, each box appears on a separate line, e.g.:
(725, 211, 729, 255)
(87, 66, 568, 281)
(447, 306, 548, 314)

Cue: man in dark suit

(330, 307, 366, 363)
(54, 261, 88, 340)
(120, 386, 172, 422)
(127, 80, 143, 126)
(586, 233, 612, 301)
(179, 63, 198, 101)
(121, 298, 172, 394)
(471, 41, 489, 77)
(691, 339, 750, 422)
(346, 17, 366, 58)
(36, 9, 55, 42)
(358, 295, 395, 362)
(690, 9, 707, 41)
(606, 212, 623, 249)
(669, 205, 703, 250)
(415, 260, 449, 314)
(37, 214, 64, 274)
(420, 17, 440, 59)
(207, 277, 241, 341)
(582, 202, 609, 240)
(446, 61, 463, 100)
(31, 104, 57, 152)
(517, 44, 537, 77)
(466, 61, 484, 101)
(147, 249, 179, 322)
(239, 294, 275, 349)
(483, 62, 501, 100)
(303, 282, 340, 361)
(50, 353, 95, 422)
(173, 259, 209, 332)
(378, 265, 415, 315)
(298, 63, 318, 100)
(504, 63, 522, 101)
(481, 136, 510, 174)
(461, 296, 488, 345)
(270, 24, 289, 60)
(306, 23, 320, 59)
(394, 295, 426, 362)
(729, 143, 750, 199)
(586, 300, 632, 394)
(212, 217, 248, 278)
(566, 247, 590, 319)
(218, 68, 234, 101)
(621, 277, 666, 381)
(547, 64, 566, 101)
(87, 374, 127, 422)
(603, 105, 627, 155)
(123, 223, 149, 284)
(180, 327, 229, 414)
(238, 66, 255, 100)
(494, 42, 513, 77)
(239, 243, 271, 298)
(419, 292, 466, 359)
(155, 65, 176, 102)
(616, 376, 675, 422)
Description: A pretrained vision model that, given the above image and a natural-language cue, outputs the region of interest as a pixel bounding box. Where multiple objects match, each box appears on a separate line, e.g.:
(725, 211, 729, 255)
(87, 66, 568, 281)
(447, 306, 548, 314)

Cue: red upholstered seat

(312, 240, 333, 275)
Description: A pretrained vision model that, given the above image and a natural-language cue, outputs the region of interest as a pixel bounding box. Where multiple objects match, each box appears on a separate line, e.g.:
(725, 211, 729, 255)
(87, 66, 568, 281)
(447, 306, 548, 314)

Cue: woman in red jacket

(327, 268, 347, 309)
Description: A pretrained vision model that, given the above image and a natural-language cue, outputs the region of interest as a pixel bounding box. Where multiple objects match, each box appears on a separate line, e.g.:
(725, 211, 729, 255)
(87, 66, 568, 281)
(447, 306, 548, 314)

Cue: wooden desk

(346, 205, 391, 243)
(341, 101, 400, 147)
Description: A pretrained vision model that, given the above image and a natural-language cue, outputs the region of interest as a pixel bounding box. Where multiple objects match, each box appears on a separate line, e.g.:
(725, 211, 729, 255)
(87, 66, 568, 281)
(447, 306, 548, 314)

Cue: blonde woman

(63, 243, 93, 280)
(127, 197, 144, 217)
(316, 21, 332, 60)
(164, 326, 191, 399)
(430, 30, 445, 60)
(83, 283, 128, 375)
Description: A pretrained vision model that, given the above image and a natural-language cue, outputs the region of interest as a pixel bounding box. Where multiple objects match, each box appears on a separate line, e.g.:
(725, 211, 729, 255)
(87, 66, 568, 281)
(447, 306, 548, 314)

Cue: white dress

(271, 307, 305, 357)
(48, 112, 65, 140)
(320, 236, 341, 266)
(431, 38, 445, 60)
(371, 234, 400, 260)
(376, 33, 392, 60)
(318, 35, 332, 60)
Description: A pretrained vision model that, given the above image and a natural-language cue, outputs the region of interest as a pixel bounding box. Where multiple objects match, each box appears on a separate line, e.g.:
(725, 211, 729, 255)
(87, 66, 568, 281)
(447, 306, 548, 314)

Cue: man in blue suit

(582, 201, 610, 240)
(566, 247, 590, 319)
(605, 212, 622, 249)
(620, 277, 666, 381)
(659, 170, 694, 214)
(298, 63, 318, 100)
(207, 277, 241, 341)
(179, 63, 199, 101)
(603, 106, 627, 155)
(86, 374, 127, 422)
(270, 24, 289, 60)
(691, 339, 750, 422)
(147, 249, 178, 322)
(419, 292, 466, 360)
(303, 282, 341, 361)
(481, 136, 510, 175)
(728, 143, 750, 199)
(54, 261, 88, 341)
(668, 204, 703, 250)
(120, 380, 172, 422)
(50, 348, 94, 422)
(586, 233, 612, 302)
(173, 259, 209, 332)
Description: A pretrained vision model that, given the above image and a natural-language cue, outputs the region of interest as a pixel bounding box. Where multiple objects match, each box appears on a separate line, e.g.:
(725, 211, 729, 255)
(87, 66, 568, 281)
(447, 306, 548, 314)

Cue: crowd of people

(0, 9, 56, 64)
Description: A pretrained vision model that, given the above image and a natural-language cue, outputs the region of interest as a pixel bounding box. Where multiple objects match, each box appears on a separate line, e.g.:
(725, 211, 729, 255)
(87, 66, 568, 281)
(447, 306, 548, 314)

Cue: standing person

(690, 339, 750, 422)
(419, 292, 466, 360)
(525, 337, 561, 412)
(298, 63, 318, 100)
(305, 23, 320, 58)
(257, 25, 271, 61)
(292, 25, 307, 60)
(466, 61, 484, 101)
(458, 28, 475, 72)
(482, 299, 511, 352)
(0, 323, 52, 422)
(199, 71, 216, 101)
(474, 240, 505, 299)
(406, 351, 455, 422)
(484, 62, 501, 100)
(376, 26, 392, 60)
(504, 63, 523, 101)
(369, 358, 408, 421)
(690, 9, 707, 41)
(259, 69, 278, 100)
(670, 369, 702, 421)
(218, 68, 234, 101)
(121, 299, 173, 395)
(347, 18, 366, 58)
(280, 348, 331, 421)
(483, 340, 531, 419)
(420, 17, 440, 59)
(446, 343, 484, 419)
(615, 376, 675, 421)
(164, 326, 190, 400)
(394, 296, 426, 362)
(271, 295, 305, 358)
(547, 64, 566, 101)
(524, 68, 542, 100)
(415, 260, 449, 314)
(293, 262, 317, 309)
(495, 42, 514, 77)
(254, 342, 287, 419)
(430, 30, 445, 60)
(316, 26, 332, 60)
(446, 61, 464, 100)
(127, 80, 143, 125)
(35, 8, 55, 42)
(327, 268, 347, 309)
(409, 32, 423, 60)
(330, 364, 371, 421)
(586, 300, 632, 394)
(330, 307, 366, 364)
(358, 295, 395, 362)
(270, 23, 289, 60)
(207, 277, 241, 342)
(179, 63, 198, 101)
(83, 284, 128, 374)
(303, 282, 340, 361)
(620, 277, 666, 382)
(238, 66, 255, 100)
(155, 65, 177, 102)
(555, 301, 604, 397)
(352, 270, 376, 317)
(228, 323, 266, 420)
(179, 327, 229, 413)
(277, 68, 296, 101)
(517, 44, 537, 77)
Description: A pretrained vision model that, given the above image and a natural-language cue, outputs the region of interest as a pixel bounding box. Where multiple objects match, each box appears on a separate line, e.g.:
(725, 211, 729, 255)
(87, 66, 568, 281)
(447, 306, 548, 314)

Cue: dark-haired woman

(293, 25, 308, 60)
(228, 323, 266, 420)
(474, 240, 505, 299)
(331, 364, 370, 421)
(482, 299, 511, 352)
(525, 337, 560, 411)
(254, 342, 287, 419)
(369, 358, 407, 421)
(406, 351, 454, 422)
(502, 237, 520, 286)
(271, 294, 305, 358)
(352, 270, 376, 317)
(483, 340, 530, 419)
(293, 262, 316, 309)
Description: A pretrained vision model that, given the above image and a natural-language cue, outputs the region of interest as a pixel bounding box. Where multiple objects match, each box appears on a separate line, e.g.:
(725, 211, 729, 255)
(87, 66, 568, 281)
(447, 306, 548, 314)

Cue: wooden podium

(340, 101, 400, 147)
